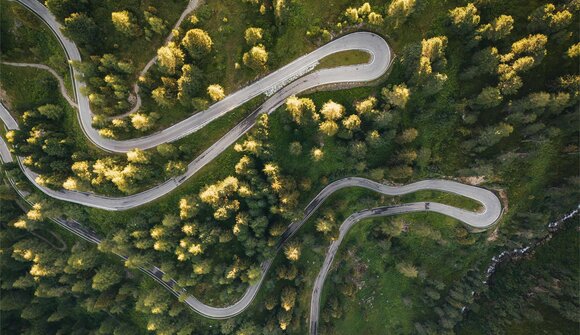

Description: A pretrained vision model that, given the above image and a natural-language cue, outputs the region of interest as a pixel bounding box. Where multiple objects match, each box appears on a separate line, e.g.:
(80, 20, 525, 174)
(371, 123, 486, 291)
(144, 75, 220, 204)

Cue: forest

(0, 0, 578, 334)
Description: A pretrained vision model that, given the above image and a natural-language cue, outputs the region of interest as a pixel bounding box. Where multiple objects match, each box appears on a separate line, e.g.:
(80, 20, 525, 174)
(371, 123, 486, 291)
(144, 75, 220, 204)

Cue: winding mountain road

(4, 0, 392, 210)
(1, 139, 502, 326)
(0, 1, 504, 333)
(14, 0, 391, 153)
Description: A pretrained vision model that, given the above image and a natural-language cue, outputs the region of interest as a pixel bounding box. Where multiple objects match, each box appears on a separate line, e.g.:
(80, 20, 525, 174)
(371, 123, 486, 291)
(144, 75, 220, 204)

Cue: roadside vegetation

(1, 62, 264, 195)
(0, 0, 578, 335)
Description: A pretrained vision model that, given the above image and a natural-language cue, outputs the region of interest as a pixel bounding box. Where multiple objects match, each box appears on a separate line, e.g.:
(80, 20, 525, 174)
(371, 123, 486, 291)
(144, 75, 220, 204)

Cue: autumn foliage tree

(243, 44, 269, 70)
(111, 11, 140, 37)
(181, 28, 213, 59)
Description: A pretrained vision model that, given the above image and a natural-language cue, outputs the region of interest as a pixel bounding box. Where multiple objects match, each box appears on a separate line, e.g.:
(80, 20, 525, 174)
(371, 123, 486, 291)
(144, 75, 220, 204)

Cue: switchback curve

(1, 142, 502, 324)
(14, 0, 392, 153)
(3, 0, 392, 211)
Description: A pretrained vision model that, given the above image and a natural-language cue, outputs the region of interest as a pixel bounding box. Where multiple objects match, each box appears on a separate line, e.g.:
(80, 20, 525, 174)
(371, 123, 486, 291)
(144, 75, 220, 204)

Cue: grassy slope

(270, 0, 353, 60)
(315, 50, 371, 70)
(0, 64, 60, 112)
(0, 0, 73, 96)
(324, 212, 489, 334)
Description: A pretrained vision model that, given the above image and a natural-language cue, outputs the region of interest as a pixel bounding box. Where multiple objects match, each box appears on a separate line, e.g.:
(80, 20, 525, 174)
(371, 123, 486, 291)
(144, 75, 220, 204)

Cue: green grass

(315, 50, 371, 70)
(0, 0, 73, 96)
(0, 64, 60, 112)
(135, 95, 194, 132)
(331, 264, 413, 334)
(174, 96, 265, 156)
(271, 0, 355, 63)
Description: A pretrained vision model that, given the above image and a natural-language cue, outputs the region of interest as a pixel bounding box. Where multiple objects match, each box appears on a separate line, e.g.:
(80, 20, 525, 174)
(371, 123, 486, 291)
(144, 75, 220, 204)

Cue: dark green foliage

(74, 54, 134, 116)
(62, 12, 98, 47)
(0, 0, 578, 334)
(457, 223, 580, 335)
